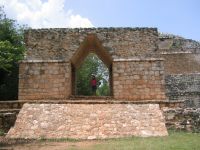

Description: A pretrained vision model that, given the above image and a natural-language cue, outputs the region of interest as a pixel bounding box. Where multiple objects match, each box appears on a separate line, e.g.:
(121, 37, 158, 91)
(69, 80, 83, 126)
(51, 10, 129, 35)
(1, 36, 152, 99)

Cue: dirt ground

(0, 136, 100, 150)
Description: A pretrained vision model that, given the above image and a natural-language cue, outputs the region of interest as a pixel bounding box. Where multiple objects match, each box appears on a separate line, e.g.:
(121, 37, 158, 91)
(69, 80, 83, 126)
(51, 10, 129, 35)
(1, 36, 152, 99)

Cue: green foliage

(0, 6, 27, 100)
(0, 41, 24, 71)
(96, 78, 110, 96)
(76, 53, 110, 96)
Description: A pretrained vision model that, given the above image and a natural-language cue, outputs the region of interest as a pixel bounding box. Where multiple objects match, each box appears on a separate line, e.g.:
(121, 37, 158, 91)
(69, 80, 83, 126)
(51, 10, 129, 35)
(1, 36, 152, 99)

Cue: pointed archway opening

(71, 34, 113, 97)
(76, 53, 110, 96)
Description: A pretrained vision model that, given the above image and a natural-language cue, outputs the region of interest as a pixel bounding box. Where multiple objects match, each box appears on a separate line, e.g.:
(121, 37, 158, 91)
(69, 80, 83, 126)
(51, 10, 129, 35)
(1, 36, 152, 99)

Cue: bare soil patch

(0, 136, 100, 150)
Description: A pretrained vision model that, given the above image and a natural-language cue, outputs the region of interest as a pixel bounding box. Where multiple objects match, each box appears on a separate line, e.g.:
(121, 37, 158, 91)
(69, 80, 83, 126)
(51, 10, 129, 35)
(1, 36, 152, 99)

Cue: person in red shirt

(91, 75, 97, 95)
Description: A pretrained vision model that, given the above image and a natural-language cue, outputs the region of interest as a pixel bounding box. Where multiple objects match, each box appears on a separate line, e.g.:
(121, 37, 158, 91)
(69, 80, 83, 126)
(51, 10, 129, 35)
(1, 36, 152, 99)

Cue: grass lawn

(68, 131, 200, 150)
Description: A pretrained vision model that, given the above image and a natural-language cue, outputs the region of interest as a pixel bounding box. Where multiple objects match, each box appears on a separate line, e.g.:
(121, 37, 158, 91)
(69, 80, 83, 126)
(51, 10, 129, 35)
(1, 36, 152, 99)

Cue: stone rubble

(163, 107, 200, 132)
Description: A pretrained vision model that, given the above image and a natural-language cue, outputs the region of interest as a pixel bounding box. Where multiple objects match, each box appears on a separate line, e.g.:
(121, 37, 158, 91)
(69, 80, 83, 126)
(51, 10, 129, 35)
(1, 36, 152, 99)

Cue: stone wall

(158, 37, 200, 54)
(162, 53, 200, 108)
(163, 107, 200, 132)
(19, 61, 71, 100)
(0, 111, 18, 133)
(7, 103, 168, 139)
(24, 28, 158, 61)
(157, 36, 200, 107)
(18, 27, 166, 101)
(162, 54, 200, 74)
(113, 58, 166, 100)
(158, 36, 200, 74)
(165, 74, 200, 107)
(19, 27, 200, 102)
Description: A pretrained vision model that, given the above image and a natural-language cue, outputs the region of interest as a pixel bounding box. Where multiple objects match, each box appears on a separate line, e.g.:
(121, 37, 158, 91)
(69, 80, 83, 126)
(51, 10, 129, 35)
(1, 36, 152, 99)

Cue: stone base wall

(165, 74, 200, 107)
(18, 61, 71, 100)
(7, 103, 168, 139)
(163, 107, 200, 132)
(113, 58, 166, 100)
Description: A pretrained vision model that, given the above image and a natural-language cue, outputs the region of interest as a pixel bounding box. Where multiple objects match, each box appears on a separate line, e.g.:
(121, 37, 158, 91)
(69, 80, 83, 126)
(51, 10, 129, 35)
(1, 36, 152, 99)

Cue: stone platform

(0, 98, 184, 109)
(6, 101, 169, 139)
(0, 99, 184, 135)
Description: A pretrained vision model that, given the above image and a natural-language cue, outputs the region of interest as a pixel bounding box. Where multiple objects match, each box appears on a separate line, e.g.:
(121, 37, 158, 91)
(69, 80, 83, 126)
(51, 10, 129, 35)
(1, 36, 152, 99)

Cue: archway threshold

(9, 99, 184, 106)
(69, 95, 113, 100)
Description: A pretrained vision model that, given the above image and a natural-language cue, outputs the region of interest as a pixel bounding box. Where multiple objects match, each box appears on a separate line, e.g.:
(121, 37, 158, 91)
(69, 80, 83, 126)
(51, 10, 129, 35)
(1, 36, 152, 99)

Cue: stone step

(69, 95, 113, 100)
(0, 101, 24, 110)
(0, 109, 21, 114)
(0, 99, 184, 108)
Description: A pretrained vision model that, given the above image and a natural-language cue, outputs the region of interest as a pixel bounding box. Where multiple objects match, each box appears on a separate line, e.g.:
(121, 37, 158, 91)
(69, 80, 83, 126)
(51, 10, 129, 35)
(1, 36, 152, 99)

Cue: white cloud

(0, 0, 94, 28)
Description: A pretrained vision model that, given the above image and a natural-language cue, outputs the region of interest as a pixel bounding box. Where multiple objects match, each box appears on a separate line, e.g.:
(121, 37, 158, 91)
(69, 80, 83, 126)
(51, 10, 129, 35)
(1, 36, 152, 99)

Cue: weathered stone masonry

(163, 107, 200, 132)
(4, 28, 200, 139)
(19, 28, 165, 101)
(4, 28, 170, 139)
(165, 74, 200, 107)
(7, 103, 168, 139)
(25, 28, 158, 60)
(20, 28, 200, 104)
(19, 61, 71, 100)
(158, 36, 200, 107)
(113, 58, 166, 100)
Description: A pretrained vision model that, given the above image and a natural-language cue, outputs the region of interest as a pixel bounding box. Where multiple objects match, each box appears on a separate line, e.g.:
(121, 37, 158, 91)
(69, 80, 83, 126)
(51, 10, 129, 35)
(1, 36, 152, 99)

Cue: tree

(76, 53, 110, 96)
(0, 6, 27, 100)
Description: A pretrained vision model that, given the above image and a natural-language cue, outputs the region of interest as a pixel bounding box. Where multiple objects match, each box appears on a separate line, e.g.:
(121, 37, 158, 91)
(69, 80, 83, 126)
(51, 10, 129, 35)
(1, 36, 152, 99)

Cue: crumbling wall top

(24, 27, 158, 61)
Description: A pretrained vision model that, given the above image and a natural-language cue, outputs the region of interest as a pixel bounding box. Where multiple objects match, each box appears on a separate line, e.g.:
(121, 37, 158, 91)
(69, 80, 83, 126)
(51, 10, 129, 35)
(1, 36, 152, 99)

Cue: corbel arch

(70, 34, 113, 96)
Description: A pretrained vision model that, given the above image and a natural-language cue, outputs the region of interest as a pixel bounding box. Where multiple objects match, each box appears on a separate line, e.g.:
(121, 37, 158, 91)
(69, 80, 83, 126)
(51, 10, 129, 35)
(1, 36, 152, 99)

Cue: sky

(0, 0, 199, 41)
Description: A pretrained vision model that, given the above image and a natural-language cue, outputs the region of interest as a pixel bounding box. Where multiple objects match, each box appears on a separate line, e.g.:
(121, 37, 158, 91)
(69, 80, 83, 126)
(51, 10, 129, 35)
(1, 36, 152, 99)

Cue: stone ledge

(165, 73, 200, 76)
(25, 27, 158, 32)
(0, 99, 184, 104)
(159, 48, 200, 53)
(0, 109, 20, 114)
(113, 58, 164, 62)
(166, 92, 200, 96)
(19, 60, 68, 63)
(161, 51, 193, 54)
(0, 100, 184, 108)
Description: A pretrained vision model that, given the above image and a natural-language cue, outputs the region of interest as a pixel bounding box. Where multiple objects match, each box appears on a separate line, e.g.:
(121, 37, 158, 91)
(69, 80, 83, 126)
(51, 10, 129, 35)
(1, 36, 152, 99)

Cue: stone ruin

(18, 28, 166, 101)
(5, 27, 200, 139)
(158, 34, 200, 108)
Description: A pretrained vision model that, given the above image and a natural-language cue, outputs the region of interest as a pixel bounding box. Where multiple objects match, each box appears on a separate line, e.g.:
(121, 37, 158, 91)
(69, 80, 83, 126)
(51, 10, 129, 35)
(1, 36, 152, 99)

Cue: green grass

(68, 131, 200, 150)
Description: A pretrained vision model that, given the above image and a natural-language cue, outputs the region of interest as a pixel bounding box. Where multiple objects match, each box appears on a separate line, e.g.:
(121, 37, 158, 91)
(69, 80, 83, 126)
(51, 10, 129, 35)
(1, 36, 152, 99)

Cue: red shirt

(91, 79, 97, 86)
